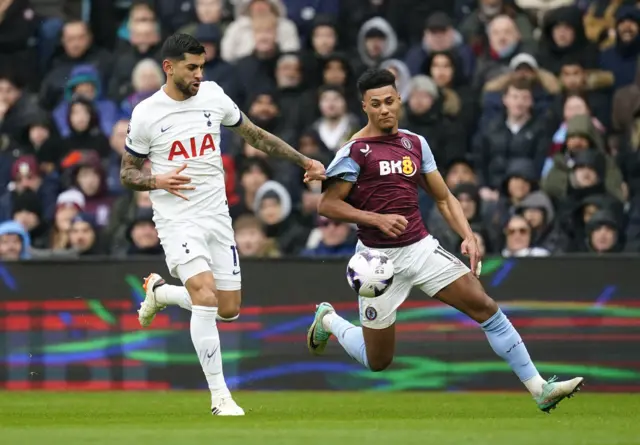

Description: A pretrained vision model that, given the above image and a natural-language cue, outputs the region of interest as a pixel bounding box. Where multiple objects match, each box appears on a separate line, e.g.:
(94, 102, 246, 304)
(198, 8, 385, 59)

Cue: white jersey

(125, 81, 241, 223)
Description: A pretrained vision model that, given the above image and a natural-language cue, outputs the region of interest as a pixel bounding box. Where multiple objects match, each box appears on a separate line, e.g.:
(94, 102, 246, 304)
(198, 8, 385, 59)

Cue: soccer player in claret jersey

(307, 68, 583, 413)
(120, 34, 325, 416)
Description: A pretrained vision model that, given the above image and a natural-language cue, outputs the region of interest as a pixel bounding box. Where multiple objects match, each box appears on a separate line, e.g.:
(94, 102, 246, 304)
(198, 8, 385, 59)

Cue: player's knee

(369, 356, 393, 372)
(218, 306, 240, 321)
(471, 294, 499, 323)
(189, 283, 218, 307)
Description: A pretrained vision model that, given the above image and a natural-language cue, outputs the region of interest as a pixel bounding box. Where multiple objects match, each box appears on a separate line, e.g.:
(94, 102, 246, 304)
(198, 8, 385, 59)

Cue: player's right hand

(155, 164, 195, 201)
(375, 214, 408, 238)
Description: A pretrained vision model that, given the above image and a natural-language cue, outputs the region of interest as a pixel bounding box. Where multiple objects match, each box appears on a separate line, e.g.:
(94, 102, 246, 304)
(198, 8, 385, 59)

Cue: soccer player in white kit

(120, 34, 326, 416)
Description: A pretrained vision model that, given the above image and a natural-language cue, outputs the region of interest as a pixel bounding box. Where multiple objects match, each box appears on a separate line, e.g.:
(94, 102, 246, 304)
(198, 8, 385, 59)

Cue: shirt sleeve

(419, 135, 437, 174)
(326, 141, 360, 182)
(125, 106, 150, 158)
(220, 91, 243, 128)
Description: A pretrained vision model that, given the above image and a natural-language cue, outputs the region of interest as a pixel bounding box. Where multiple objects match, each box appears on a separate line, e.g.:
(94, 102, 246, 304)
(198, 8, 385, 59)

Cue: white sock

(523, 374, 547, 397)
(190, 305, 230, 400)
(155, 284, 192, 311)
(322, 311, 338, 332)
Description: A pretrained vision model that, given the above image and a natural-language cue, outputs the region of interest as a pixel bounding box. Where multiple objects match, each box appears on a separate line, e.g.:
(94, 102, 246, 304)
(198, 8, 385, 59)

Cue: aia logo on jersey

(169, 134, 216, 161)
(379, 156, 417, 177)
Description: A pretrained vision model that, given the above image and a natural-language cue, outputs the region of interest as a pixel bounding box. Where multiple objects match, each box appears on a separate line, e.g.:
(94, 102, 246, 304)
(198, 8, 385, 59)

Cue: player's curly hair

(161, 33, 205, 61)
(356, 68, 397, 97)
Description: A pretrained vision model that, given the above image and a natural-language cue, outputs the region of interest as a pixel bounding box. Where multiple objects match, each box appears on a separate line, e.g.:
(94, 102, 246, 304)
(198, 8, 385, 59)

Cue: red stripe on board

(2, 381, 169, 390)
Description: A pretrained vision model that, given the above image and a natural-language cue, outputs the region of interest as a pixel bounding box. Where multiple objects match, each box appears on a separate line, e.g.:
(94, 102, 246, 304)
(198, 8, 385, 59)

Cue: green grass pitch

(1, 391, 639, 445)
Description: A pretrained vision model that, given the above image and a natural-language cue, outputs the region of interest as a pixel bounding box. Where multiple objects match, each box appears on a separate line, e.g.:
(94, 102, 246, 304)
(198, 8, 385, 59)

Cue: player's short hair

(356, 68, 397, 97)
(504, 77, 534, 95)
(161, 33, 206, 61)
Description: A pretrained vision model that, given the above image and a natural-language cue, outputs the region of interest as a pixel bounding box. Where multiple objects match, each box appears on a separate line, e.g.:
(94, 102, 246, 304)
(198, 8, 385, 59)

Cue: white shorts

(156, 212, 241, 291)
(357, 235, 470, 330)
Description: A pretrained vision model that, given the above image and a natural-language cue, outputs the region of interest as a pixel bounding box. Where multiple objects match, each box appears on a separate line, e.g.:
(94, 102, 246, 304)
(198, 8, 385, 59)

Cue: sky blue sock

(330, 315, 370, 369)
(481, 309, 539, 382)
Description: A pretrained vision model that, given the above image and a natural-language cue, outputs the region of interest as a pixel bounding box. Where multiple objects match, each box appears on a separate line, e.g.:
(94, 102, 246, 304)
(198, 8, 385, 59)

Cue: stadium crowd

(0, 0, 639, 260)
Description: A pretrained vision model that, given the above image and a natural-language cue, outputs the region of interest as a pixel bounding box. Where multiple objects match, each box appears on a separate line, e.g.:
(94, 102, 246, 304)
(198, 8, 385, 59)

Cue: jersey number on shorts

(230, 245, 238, 267)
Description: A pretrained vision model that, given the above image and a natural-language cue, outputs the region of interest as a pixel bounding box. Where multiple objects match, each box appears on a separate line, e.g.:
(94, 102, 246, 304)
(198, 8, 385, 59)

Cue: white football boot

(211, 396, 245, 416)
(138, 273, 167, 328)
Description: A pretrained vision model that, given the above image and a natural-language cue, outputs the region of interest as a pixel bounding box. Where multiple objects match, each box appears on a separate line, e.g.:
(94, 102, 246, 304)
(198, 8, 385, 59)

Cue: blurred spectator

(106, 189, 153, 253)
(489, 158, 540, 246)
(40, 21, 113, 110)
(0, 220, 31, 260)
(537, 5, 599, 75)
(428, 182, 492, 254)
(254, 180, 308, 255)
(548, 58, 614, 132)
(611, 65, 640, 138)
(155, 0, 198, 34)
(444, 157, 479, 189)
(311, 86, 359, 152)
(114, 0, 158, 49)
(275, 53, 307, 141)
(0, 72, 42, 149)
(543, 114, 625, 202)
(357, 17, 400, 69)
(12, 188, 48, 248)
(301, 15, 340, 88)
(557, 192, 624, 252)
(302, 216, 356, 257)
(547, 94, 606, 161)
(473, 78, 549, 193)
(481, 53, 561, 127)
(424, 50, 477, 132)
(0, 155, 59, 222)
(68, 212, 104, 255)
(400, 75, 467, 167)
(221, 0, 300, 63)
(52, 65, 119, 138)
(233, 213, 280, 258)
(108, 20, 162, 102)
(195, 24, 243, 105)
(119, 59, 165, 119)
(583, 0, 625, 47)
(66, 151, 114, 227)
(380, 59, 412, 101)
(235, 16, 280, 98)
(473, 15, 535, 89)
(125, 208, 162, 255)
(624, 195, 640, 251)
(501, 214, 551, 257)
(177, 0, 225, 37)
(106, 119, 129, 196)
(313, 53, 361, 117)
(514, 190, 559, 251)
(24, 111, 62, 174)
(584, 209, 623, 253)
(461, 0, 534, 54)
(49, 189, 85, 251)
(282, 0, 340, 42)
(599, 6, 640, 89)
(617, 115, 640, 200)
(57, 97, 112, 163)
(230, 157, 271, 219)
(405, 12, 475, 79)
(0, 0, 39, 88)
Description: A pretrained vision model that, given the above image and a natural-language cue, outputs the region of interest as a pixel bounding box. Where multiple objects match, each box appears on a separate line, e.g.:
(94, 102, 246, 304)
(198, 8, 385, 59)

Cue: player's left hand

(461, 235, 482, 278)
(303, 159, 327, 183)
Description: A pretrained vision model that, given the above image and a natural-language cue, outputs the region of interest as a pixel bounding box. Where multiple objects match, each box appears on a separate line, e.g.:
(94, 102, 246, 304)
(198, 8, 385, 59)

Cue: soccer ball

(346, 249, 394, 298)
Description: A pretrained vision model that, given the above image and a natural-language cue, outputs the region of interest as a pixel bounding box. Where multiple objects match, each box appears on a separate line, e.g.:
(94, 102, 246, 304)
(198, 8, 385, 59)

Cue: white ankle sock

(190, 305, 230, 400)
(523, 374, 547, 397)
(155, 284, 192, 310)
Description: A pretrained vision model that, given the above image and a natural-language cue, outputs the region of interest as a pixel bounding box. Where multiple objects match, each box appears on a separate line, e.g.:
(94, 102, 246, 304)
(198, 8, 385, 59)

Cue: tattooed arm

(228, 112, 311, 168)
(120, 152, 157, 191)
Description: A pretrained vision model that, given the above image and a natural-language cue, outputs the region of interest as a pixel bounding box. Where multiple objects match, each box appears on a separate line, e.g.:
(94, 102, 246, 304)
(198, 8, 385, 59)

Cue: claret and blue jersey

(325, 129, 437, 248)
